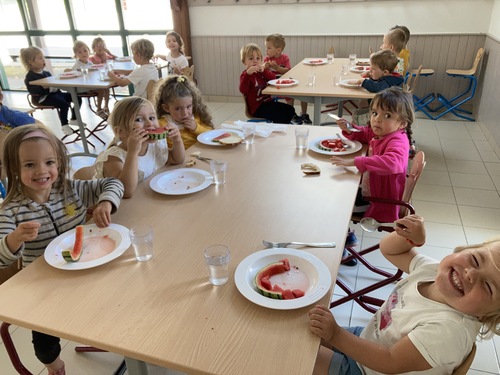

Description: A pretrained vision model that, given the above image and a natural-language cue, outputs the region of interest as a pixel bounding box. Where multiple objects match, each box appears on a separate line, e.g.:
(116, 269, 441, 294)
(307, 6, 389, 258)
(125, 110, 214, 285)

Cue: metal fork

(262, 240, 335, 248)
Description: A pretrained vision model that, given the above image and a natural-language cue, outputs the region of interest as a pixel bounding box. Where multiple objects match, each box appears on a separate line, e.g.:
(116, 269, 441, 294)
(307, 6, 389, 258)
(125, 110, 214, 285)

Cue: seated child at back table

(239, 43, 295, 124)
(108, 38, 159, 99)
(309, 214, 500, 375)
(354, 50, 403, 93)
(89, 36, 117, 64)
(154, 75, 213, 149)
(264, 33, 310, 124)
(390, 25, 411, 74)
(379, 28, 407, 75)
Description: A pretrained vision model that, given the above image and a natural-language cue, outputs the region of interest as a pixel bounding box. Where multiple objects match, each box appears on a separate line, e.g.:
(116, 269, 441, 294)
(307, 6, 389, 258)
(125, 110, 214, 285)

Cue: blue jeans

(329, 326, 364, 375)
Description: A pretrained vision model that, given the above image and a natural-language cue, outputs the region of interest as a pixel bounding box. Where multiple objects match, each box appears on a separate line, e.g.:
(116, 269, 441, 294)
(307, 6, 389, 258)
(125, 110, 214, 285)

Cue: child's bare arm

(92, 201, 112, 228)
(108, 71, 131, 87)
(6, 222, 41, 253)
(309, 305, 431, 373)
(165, 125, 185, 165)
(380, 214, 425, 273)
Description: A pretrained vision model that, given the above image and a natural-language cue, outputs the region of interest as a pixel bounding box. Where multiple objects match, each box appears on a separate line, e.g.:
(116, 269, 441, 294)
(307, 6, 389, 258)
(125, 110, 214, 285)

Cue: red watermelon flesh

(255, 258, 306, 300)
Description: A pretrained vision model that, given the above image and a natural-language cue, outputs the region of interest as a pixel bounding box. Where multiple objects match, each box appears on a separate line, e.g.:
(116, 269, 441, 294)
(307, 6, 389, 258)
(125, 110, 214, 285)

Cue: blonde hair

(384, 29, 406, 54)
(240, 43, 262, 64)
(454, 239, 500, 338)
(19, 46, 43, 71)
(370, 50, 399, 73)
(107, 97, 153, 148)
(1, 124, 70, 208)
(166, 31, 185, 55)
(91, 36, 107, 52)
(154, 75, 213, 128)
(130, 38, 155, 60)
(266, 33, 286, 50)
(73, 40, 90, 57)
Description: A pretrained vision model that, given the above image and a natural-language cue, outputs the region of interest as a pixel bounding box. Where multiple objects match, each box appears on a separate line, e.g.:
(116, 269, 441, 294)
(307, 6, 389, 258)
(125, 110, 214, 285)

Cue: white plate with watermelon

(308, 136, 362, 156)
(150, 168, 213, 195)
(44, 224, 131, 270)
(197, 129, 244, 146)
(235, 248, 332, 310)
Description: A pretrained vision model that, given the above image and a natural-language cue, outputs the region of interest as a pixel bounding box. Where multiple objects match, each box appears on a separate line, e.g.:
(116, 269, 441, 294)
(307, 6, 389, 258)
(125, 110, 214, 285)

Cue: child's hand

(269, 61, 279, 70)
(164, 123, 181, 140)
(309, 305, 340, 344)
(127, 127, 148, 155)
(355, 79, 364, 86)
(92, 201, 112, 228)
(394, 215, 426, 246)
(246, 66, 261, 75)
(330, 156, 355, 167)
(180, 116, 196, 132)
(6, 221, 41, 253)
(336, 118, 349, 132)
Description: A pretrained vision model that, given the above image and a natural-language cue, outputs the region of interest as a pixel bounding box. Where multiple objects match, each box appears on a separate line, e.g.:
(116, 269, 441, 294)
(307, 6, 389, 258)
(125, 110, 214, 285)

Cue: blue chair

(431, 48, 484, 121)
(406, 68, 436, 119)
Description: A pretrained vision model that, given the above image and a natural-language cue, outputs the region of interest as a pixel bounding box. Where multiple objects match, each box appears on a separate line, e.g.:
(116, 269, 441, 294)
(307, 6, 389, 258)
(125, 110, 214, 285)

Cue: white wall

(190, 0, 492, 36)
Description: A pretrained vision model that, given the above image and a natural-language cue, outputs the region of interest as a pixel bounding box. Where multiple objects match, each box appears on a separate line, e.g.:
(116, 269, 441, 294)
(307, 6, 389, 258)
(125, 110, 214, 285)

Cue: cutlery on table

(262, 240, 335, 248)
(190, 152, 213, 163)
(336, 133, 351, 149)
(359, 217, 406, 232)
(327, 113, 361, 132)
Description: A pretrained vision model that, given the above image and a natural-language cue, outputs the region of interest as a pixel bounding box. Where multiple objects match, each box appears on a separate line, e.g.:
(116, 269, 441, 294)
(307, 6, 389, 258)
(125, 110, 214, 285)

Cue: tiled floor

(1, 92, 500, 374)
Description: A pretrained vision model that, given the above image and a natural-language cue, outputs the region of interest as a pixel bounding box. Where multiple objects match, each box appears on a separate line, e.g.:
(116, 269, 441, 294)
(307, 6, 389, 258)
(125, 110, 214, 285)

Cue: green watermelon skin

(147, 128, 169, 140)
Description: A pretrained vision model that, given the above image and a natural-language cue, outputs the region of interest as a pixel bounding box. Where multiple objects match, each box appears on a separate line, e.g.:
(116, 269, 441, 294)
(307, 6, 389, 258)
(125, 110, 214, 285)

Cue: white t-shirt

(166, 54, 189, 75)
(127, 63, 159, 98)
(360, 254, 481, 375)
(93, 141, 169, 182)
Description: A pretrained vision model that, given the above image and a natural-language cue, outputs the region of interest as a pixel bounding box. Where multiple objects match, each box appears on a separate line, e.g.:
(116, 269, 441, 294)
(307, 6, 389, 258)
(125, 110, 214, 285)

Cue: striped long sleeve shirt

(0, 178, 124, 267)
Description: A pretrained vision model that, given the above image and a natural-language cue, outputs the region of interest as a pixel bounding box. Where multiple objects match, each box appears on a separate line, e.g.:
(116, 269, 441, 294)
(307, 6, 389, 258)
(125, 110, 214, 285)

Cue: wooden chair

(146, 79, 157, 101)
(26, 94, 60, 115)
(331, 151, 426, 313)
(431, 48, 485, 121)
(242, 95, 271, 123)
(452, 344, 476, 375)
(403, 65, 423, 95)
(183, 65, 195, 81)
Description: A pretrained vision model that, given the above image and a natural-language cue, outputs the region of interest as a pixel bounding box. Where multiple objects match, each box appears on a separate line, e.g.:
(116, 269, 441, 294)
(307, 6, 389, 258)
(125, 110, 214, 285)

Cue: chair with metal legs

(431, 48, 484, 121)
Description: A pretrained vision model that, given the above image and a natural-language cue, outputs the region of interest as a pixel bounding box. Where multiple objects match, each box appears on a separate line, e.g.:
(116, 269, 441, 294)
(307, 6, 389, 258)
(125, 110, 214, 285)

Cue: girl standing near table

(93, 97, 185, 198)
(21, 46, 80, 135)
(154, 74, 213, 149)
(0, 124, 124, 375)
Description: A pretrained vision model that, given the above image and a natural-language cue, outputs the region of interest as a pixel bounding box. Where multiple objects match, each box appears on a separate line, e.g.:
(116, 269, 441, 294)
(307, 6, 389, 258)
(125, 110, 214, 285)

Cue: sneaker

(301, 113, 312, 124)
(292, 114, 303, 125)
(341, 249, 358, 267)
(61, 125, 73, 135)
(345, 230, 358, 247)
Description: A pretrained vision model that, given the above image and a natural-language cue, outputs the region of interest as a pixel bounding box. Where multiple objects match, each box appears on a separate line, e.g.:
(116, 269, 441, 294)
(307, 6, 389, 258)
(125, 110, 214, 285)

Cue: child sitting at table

(20, 46, 81, 136)
(88, 36, 117, 64)
(154, 74, 213, 149)
(154, 31, 189, 75)
(309, 214, 499, 375)
(108, 38, 159, 99)
(93, 97, 184, 197)
(239, 43, 295, 124)
(379, 28, 407, 75)
(331, 87, 414, 223)
(353, 50, 403, 93)
(70, 40, 110, 118)
(264, 33, 311, 125)
(390, 25, 411, 75)
(0, 86, 36, 127)
(0, 124, 124, 375)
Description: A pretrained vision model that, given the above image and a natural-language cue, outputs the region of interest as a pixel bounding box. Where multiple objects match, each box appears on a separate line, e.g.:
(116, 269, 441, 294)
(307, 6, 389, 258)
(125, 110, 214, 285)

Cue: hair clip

(177, 76, 186, 83)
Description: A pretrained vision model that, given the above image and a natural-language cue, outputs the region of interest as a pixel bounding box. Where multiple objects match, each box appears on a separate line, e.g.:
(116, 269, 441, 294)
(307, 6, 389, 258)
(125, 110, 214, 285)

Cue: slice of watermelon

(211, 132, 232, 142)
(147, 128, 169, 140)
(62, 225, 84, 262)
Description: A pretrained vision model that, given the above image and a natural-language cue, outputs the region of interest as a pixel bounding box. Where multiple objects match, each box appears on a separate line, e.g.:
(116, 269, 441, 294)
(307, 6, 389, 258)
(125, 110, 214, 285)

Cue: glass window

(24, 0, 69, 31)
(0, 36, 30, 90)
(0, 0, 24, 31)
(71, 0, 119, 30)
(30, 35, 74, 76)
(122, 0, 172, 31)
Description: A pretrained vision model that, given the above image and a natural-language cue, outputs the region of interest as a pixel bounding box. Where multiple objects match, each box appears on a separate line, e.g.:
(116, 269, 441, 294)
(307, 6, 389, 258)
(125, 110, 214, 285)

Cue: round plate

(303, 59, 327, 66)
(339, 80, 362, 88)
(115, 57, 131, 62)
(308, 136, 362, 155)
(356, 59, 370, 66)
(59, 71, 80, 79)
(44, 224, 131, 270)
(235, 248, 332, 310)
(350, 66, 370, 73)
(150, 168, 213, 195)
(268, 79, 299, 87)
(91, 63, 105, 69)
(197, 129, 244, 146)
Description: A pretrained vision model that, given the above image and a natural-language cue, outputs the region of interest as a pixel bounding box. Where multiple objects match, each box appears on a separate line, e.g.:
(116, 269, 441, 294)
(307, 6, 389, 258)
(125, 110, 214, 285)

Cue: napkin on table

(220, 121, 288, 138)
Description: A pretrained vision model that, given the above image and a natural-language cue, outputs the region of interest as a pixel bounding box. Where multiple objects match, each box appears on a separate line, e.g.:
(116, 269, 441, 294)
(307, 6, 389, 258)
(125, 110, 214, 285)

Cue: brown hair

(266, 33, 286, 50)
(1, 124, 70, 208)
(131, 38, 155, 61)
(72, 40, 91, 57)
(384, 29, 406, 54)
(391, 25, 411, 45)
(154, 75, 213, 128)
(166, 31, 185, 55)
(370, 50, 399, 73)
(19, 46, 43, 71)
(240, 43, 262, 64)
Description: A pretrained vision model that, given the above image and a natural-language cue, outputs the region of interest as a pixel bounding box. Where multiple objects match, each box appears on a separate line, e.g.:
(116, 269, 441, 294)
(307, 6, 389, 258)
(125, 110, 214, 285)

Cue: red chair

(331, 151, 426, 313)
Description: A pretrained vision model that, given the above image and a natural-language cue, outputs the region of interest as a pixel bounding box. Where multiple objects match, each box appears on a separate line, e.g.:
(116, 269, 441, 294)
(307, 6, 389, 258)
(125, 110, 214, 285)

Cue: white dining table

(263, 58, 375, 125)
(29, 61, 134, 156)
(0, 125, 363, 375)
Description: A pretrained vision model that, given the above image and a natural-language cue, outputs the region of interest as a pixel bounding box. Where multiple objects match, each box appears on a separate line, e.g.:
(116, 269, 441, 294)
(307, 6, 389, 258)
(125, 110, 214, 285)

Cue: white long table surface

(263, 58, 375, 124)
(0, 125, 363, 375)
(29, 61, 134, 156)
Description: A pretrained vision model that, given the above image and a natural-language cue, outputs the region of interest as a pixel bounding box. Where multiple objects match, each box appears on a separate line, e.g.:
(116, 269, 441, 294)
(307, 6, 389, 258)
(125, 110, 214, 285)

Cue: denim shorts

(329, 326, 364, 375)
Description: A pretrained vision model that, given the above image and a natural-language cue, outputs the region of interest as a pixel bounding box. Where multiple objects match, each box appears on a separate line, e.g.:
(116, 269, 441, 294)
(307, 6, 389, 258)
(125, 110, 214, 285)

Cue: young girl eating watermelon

(92, 97, 185, 197)
(0, 124, 124, 375)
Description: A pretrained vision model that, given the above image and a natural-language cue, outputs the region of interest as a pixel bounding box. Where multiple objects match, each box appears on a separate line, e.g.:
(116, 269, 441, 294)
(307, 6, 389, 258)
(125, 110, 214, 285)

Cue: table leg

(313, 97, 322, 125)
(68, 88, 90, 155)
(124, 357, 148, 375)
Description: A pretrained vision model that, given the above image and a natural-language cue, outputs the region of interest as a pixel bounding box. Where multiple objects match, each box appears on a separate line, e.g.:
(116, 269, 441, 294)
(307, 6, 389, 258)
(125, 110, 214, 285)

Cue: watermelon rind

(255, 259, 291, 299)
(147, 128, 169, 140)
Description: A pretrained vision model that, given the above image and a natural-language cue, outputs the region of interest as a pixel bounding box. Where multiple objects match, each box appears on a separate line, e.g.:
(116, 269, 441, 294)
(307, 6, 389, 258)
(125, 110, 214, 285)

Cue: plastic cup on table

(204, 245, 230, 286)
(129, 224, 154, 261)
